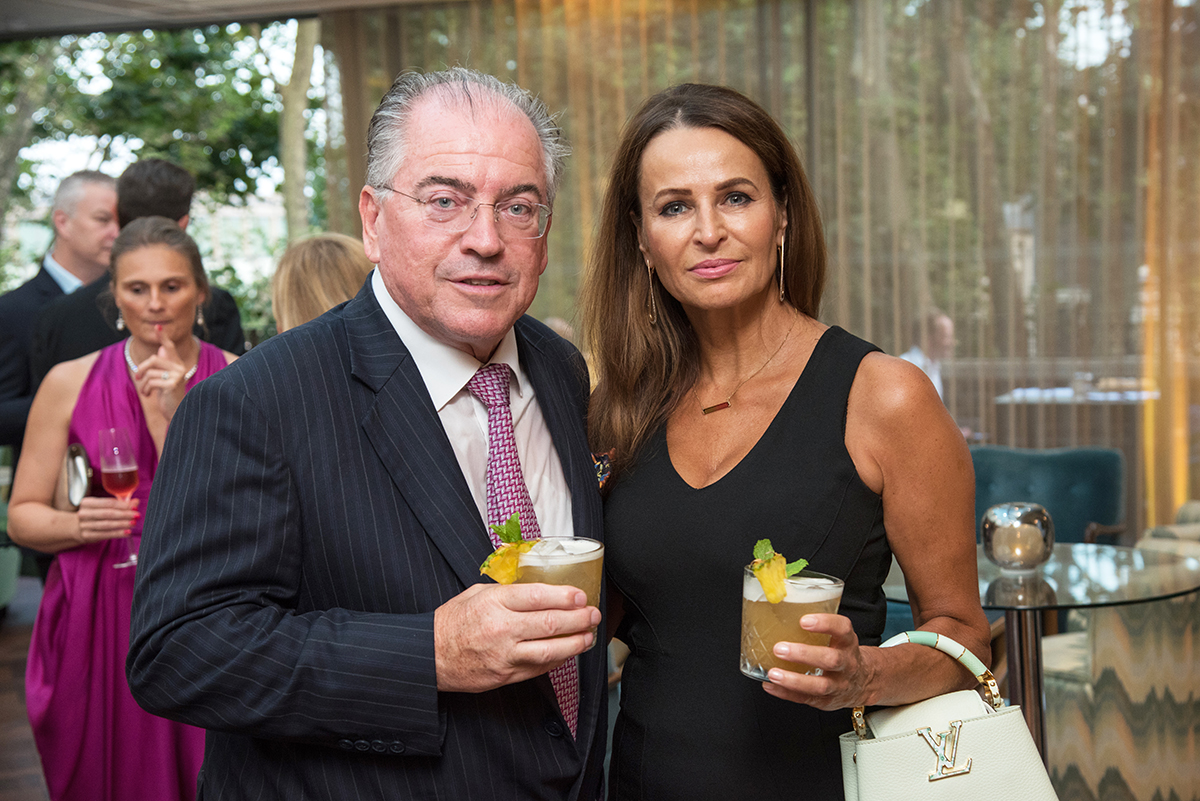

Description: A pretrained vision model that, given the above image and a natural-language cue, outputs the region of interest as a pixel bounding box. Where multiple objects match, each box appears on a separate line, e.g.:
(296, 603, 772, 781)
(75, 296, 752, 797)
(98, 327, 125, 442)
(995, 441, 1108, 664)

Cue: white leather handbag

(839, 631, 1058, 801)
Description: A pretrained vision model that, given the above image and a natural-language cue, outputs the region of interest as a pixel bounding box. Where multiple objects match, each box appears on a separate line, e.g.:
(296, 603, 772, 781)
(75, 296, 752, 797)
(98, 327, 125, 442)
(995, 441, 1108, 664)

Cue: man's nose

(460, 203, 504, 256)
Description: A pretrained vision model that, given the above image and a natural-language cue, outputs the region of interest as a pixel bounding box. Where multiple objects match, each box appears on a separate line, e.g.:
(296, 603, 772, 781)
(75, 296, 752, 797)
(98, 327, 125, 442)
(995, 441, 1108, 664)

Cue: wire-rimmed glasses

(378, 185, 552, 240)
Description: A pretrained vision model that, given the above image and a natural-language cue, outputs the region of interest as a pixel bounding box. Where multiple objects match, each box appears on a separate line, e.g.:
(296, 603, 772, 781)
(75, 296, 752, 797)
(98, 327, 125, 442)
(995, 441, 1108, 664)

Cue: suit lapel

(346, 286, 492, 590)
(34, 264, 65, 302)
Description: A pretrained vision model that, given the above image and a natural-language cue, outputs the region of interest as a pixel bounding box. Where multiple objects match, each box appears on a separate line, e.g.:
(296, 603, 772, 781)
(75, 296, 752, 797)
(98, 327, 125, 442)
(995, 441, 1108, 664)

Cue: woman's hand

(759, 613, 880, 710)
(76, 496, 140, 544)
(132, 325, 190, 421)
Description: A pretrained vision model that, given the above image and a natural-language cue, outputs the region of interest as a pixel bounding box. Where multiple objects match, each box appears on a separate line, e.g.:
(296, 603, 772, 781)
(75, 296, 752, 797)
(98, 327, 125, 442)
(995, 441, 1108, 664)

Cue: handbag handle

(851, 630, 1003, 738)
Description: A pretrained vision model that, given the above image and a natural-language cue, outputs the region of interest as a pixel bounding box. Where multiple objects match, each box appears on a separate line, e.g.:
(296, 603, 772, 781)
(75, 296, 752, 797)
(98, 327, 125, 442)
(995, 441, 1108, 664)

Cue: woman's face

(113, 244, 206, 345)
(634, 125, 786, 314)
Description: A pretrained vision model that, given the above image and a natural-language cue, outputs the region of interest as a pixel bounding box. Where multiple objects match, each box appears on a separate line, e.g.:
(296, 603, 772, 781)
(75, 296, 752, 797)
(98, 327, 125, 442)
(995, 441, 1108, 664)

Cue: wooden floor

(0, 578, 49, 801)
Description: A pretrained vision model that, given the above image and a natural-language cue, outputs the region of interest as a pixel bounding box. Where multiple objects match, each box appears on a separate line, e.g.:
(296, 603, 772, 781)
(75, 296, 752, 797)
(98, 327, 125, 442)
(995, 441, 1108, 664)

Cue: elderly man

(0, 171, 118, 450)
(128, 68, 605, 800)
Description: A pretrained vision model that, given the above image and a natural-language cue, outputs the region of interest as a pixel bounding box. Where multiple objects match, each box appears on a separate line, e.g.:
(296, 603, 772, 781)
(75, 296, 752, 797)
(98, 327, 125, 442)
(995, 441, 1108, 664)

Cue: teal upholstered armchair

(969, 446, 1126, 545)
(883, 445, 1127, 644)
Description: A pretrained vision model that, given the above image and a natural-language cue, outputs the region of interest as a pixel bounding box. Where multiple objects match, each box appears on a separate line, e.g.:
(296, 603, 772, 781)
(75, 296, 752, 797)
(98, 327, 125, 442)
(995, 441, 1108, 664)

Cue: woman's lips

(690, 259, 739, 279)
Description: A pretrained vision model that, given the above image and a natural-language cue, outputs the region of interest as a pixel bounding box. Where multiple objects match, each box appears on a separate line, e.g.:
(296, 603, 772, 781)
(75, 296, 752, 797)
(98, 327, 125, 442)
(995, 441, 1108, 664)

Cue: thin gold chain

(696, 312, 798, 415)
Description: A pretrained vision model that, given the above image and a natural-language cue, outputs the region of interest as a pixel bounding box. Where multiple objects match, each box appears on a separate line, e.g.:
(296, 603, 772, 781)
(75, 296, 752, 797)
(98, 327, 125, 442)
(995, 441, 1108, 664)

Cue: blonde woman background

(271, 232, 375, 332)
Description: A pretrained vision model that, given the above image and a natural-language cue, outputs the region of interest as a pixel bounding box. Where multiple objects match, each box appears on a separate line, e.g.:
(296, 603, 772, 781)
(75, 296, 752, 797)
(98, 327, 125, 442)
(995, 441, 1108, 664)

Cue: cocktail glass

(99, 426, 139, 569)
(740, 567, 844, 680)
(513, 537, 604, 649)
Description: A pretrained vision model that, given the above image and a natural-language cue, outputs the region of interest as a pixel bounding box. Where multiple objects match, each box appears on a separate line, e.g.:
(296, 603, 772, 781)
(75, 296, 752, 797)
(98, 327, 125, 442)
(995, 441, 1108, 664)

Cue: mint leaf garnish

(785, 558, 809, 577)
(753, 539, 775, 562)
(489, 513, 523, 544)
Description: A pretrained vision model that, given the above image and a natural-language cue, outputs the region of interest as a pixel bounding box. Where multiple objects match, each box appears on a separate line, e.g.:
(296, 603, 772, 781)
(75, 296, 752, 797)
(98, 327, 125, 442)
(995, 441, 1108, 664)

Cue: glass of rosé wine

(98, 427, 139, 569)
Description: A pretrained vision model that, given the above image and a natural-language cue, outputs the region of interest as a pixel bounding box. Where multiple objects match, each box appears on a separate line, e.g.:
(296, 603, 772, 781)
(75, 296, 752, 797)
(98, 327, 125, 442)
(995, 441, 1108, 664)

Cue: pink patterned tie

(467, 363, 579, 737)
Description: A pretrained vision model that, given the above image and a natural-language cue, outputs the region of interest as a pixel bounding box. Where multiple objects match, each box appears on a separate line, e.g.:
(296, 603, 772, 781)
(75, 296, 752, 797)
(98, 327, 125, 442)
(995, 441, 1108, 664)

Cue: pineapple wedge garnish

(479, 513, 534, 584)
(480, 541, 535, 584)
(750, 539, 808, 605)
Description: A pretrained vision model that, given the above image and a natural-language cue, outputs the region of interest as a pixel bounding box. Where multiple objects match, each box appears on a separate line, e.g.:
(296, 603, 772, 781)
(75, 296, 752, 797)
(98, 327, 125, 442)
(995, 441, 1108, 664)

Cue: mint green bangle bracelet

(880, 630, 988, 678)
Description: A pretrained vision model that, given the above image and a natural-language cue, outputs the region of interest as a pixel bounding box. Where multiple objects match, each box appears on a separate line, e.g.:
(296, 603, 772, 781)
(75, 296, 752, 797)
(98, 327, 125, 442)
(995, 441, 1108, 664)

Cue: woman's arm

(8, 358, 138, 554)
(763, 352, 989, 709)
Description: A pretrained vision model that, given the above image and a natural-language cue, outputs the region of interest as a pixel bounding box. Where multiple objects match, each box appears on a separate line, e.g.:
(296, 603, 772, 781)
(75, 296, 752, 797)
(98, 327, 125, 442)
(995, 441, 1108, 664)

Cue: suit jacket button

(354, 740, 371, 751)
(371, 741, 387, 753)
(544, 721, 563, 738)
(389, 741, 406, 754)
(338, 739, 354, 751)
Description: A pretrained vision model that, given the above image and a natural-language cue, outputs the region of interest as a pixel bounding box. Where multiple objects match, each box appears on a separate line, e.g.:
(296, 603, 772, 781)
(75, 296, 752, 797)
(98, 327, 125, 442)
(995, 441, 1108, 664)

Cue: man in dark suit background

(0, 171, 118, 452)
(29, 158, 245, 389)
(128, 68, 606, 800)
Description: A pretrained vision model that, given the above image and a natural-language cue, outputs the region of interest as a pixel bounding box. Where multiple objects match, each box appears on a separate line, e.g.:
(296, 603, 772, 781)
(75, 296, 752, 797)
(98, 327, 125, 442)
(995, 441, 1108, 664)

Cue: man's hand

(434, 583, 600, 692)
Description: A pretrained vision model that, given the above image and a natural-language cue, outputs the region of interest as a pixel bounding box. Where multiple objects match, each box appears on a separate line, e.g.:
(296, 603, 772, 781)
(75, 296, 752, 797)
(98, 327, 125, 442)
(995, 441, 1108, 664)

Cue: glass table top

(884, 543, 1200, 611)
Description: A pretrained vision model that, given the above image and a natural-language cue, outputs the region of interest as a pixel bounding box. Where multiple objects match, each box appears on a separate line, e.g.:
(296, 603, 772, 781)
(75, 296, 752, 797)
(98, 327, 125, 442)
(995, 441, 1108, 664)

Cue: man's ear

(52, 208, 69, 238)
(359, 187, 383, 264)
(177, 213, 191, 231)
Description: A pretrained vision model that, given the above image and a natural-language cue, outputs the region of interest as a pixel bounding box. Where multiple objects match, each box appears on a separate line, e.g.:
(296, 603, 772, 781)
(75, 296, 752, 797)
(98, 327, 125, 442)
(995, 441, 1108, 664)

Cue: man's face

(54, 183, 119, 276)
(930, 315, 956, 361)
(360, 95, 551, 362)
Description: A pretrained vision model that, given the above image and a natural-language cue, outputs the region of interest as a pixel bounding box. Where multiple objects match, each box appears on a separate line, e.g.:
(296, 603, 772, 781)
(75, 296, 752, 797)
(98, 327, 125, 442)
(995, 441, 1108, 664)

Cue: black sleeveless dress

(604, 326, 892, 801)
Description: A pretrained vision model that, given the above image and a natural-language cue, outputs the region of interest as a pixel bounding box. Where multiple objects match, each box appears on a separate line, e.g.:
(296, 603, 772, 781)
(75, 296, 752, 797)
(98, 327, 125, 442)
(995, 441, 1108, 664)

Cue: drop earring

(646, 261, 658, 326)
(116, 310, 125, 331)
(196, 307, 205, 327)
(778, 239, 786, 303)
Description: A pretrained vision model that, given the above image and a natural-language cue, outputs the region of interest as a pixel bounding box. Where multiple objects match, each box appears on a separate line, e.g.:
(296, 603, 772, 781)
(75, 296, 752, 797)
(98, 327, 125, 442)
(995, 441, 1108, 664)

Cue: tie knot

(467, 363, 512, 409)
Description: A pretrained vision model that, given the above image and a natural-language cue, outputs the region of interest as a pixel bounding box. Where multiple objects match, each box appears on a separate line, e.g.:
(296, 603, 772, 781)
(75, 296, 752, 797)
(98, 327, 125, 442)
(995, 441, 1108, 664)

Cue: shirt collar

(371, 269, 527, 411)
(42, 252, 85, 294)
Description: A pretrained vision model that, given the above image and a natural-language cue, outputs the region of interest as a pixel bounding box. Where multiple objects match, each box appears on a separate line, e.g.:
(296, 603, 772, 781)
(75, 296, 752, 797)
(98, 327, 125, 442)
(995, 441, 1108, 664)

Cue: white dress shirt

(371, 270, 575, 539)
(899, 345, 943, 400)
(42, 253, 85, 294)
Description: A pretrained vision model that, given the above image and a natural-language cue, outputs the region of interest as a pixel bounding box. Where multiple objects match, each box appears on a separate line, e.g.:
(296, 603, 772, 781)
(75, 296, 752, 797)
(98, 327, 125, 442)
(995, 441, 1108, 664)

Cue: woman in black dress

(581, 84, 990, 800)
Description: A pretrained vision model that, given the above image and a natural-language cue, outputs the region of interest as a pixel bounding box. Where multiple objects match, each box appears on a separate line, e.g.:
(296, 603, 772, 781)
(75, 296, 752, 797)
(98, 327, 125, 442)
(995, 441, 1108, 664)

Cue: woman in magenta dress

(9, 216, 238, 801)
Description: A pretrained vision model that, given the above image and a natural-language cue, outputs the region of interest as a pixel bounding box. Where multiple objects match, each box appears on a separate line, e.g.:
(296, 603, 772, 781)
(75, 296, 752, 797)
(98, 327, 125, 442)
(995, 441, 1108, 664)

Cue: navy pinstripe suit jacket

(128, 283, 606, 800)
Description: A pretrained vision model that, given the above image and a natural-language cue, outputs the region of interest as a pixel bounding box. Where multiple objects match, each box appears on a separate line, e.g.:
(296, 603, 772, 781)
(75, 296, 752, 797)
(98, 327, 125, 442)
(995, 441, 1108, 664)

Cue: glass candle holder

(982, 502, 1054, 574)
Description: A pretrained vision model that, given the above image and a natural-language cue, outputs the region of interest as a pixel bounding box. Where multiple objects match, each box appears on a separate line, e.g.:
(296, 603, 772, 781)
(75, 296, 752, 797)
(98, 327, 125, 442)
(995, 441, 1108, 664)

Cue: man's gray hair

(52, 170, 116, 218)
(365, 67, 569, 205)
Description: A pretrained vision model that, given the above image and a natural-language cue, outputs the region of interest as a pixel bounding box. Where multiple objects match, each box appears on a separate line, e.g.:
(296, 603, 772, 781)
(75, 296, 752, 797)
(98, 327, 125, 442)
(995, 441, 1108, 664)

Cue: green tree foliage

(0, 37, 80, 287)
(79, 26, 280, 200)
(207, 263, 276, 342)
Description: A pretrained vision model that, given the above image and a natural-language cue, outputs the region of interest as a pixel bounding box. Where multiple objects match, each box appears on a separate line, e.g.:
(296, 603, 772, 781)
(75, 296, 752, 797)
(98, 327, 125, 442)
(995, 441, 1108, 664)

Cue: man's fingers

(434, 583, 601, 693)
(510, 630, 595, 668)
(500, 582, 590, 612)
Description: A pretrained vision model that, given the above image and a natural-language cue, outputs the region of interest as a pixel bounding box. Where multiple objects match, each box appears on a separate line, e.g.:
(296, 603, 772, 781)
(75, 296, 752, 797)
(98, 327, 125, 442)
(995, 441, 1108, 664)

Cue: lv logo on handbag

(839, 631, 1061, 800)
(918, 721, 972, 780)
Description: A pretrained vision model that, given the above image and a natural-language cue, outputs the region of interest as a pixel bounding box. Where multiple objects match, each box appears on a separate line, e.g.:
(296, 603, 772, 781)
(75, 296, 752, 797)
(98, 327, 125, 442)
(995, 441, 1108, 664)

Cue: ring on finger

(162, 371, 170, 381)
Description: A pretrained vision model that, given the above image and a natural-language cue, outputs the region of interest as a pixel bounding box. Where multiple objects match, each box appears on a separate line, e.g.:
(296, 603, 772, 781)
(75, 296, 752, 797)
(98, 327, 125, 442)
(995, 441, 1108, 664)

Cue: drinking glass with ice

(739, 541, 843, 680)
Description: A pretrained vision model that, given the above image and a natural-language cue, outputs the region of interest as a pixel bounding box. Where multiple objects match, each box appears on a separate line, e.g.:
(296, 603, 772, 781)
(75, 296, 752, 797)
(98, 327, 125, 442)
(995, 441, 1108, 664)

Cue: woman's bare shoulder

(848, 351, 943, 424)
(39, 352, 101, 403)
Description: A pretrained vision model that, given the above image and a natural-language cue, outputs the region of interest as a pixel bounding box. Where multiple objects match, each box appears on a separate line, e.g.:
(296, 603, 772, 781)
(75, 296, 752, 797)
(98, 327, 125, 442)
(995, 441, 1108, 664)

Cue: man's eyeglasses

(377, 186, 552, 240)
